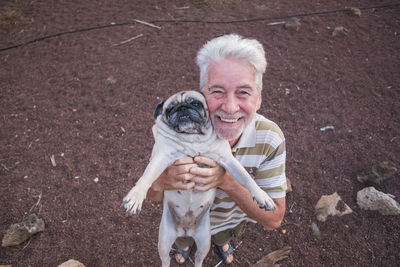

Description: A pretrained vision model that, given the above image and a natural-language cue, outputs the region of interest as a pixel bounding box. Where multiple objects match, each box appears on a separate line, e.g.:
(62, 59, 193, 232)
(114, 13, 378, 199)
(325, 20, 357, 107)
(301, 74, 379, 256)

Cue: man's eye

(238, 90, 250, 95)
(211, 90, 224, 94)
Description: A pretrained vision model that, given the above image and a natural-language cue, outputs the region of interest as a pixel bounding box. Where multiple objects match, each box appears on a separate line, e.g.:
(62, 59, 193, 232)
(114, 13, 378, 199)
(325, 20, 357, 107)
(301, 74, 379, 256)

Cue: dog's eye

(187, 98, 202, 108)
(192, 102, 201, 108)
(165, 106, 174, 116)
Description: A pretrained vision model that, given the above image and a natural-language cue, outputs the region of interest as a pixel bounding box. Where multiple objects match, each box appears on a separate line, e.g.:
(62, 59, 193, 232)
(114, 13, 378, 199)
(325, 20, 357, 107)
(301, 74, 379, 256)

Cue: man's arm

(191, 156, 285, 230)
(146, 173, 165, 202)
(219, 172, 285, 230)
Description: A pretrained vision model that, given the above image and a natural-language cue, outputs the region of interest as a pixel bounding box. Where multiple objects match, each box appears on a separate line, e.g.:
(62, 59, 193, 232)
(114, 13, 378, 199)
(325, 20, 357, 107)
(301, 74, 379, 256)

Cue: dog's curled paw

(252, 189, 276, 211)
(122, 187, 146, 215)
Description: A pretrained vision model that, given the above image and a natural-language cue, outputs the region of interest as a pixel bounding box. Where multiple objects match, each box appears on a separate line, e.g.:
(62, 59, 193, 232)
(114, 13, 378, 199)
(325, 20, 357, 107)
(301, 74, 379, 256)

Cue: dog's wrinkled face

(154, 91, 209, 134)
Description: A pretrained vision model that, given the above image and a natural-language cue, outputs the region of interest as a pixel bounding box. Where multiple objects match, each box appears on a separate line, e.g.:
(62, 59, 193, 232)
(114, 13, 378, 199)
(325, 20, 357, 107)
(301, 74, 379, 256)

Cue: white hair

(196, 34, 267, 92)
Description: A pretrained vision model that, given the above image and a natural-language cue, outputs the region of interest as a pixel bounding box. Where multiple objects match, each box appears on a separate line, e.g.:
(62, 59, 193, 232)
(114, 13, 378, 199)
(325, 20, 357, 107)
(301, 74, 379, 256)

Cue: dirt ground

(1, 0, 399, 266)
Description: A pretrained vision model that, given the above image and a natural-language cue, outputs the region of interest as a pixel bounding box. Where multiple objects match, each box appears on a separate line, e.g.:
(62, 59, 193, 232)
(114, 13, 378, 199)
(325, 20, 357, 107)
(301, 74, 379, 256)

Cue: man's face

(203, 58, 261, 146)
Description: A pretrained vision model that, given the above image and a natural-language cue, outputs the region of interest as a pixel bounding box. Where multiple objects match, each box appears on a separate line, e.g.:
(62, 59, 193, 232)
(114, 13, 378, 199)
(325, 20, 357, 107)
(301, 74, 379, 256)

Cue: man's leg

(174, 236, 195, 264)
(211, 221, 247, 264)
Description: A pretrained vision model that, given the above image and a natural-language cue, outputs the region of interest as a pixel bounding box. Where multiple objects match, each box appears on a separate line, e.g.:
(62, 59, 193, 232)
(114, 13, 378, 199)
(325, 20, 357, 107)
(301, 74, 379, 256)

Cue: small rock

(106, 76, 117, 84)
(320, 125, 335, 131)
(347, 7, 362, 17)
(357, 161, 397, 185)
(332, 26, 349, 37)
(93, 177, 99, 183)
(57, 259, 86, 267)
(315, 192, 353, 222)
(310, 222, 321, 239)
(285, 177, 292, 193)
(284, 17, 301, 31)
(2, 214, 45, 247)
(357, 186, 400, 215)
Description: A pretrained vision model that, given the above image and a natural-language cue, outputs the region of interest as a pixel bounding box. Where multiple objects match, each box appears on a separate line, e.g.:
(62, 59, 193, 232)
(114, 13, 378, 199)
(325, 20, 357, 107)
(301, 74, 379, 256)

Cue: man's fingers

(173, 156, 195, 166)
(191, 175, 213, 185)
(179, 181, 195, 190)
(180, 173, 195, 182)
(194, 156, 217, 167)
(194, 182, 214, 192)
(190, 166, 214, 177)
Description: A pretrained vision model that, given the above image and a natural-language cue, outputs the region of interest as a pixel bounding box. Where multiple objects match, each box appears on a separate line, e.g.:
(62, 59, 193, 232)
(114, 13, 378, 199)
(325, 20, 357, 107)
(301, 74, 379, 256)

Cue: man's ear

(153, 100, 165, 119)
(256, 95, 262, 111)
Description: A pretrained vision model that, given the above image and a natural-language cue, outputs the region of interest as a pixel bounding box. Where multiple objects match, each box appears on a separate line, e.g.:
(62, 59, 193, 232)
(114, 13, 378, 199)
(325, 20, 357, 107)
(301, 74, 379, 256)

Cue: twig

(1, 163, 10, 171)
(266, 21, 286, 26)
(175, 6, 190, 10)
(50, 154, 56, 167)
(22, 238, 32, 250)
(134, 19, 161, 29)
(29, 190, 43, 213)
(112, 34, 143, 47)
(281, 221, 300, 227)
(289, 202, 296, 213)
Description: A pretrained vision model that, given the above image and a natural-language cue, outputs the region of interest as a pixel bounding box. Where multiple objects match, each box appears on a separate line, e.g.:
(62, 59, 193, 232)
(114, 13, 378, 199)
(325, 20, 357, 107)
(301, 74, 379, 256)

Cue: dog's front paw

(122, 187, 146, 215)
(252, 188, 276, 211)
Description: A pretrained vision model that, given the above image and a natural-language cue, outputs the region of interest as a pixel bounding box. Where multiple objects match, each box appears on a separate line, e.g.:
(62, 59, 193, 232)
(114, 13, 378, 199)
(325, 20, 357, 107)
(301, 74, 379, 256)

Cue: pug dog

(122, 90, 275, 267)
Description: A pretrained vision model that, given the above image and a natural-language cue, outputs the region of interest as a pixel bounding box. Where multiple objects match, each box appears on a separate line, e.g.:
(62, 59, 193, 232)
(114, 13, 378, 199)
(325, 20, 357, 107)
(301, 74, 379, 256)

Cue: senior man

(148, 34, 287, 265)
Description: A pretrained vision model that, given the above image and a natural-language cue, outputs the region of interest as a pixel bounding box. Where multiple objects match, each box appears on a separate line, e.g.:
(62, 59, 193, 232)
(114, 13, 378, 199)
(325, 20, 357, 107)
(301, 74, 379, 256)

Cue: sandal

(174, 244, 193, 264)
(214, 242, 234, 264)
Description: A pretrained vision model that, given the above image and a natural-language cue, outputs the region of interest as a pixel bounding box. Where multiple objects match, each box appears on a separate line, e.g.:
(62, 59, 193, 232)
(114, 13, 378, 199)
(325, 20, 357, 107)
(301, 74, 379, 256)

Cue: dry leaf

(252, 246, 292, 267)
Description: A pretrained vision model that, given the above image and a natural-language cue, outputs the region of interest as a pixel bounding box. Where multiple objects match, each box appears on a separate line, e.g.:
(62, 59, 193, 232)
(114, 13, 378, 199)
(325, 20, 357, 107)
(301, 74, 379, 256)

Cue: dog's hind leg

(158, 214, 177, 267)
(192, 216, 211, 267)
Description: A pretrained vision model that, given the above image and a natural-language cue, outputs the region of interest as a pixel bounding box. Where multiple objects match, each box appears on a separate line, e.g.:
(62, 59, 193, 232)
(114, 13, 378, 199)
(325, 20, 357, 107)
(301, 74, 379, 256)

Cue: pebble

(310, 222, 321, 239)
(320, 125, 335, 131)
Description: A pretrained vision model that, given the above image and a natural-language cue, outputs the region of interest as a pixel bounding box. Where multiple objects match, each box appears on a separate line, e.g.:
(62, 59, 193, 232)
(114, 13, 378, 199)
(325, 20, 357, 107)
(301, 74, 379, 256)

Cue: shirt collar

(231, 114, 258, 152)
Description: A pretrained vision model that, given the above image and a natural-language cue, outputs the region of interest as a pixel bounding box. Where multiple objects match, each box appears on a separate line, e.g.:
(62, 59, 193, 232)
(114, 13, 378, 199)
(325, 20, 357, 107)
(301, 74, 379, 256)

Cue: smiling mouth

(219, 116, 241, 123)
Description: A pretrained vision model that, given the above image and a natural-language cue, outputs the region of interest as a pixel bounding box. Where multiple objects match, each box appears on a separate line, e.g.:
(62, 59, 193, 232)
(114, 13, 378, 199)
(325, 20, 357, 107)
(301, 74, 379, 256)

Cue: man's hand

(147, 156, 226, 201)
(190, 156, 227, 192)
(152, 156, 198, 191)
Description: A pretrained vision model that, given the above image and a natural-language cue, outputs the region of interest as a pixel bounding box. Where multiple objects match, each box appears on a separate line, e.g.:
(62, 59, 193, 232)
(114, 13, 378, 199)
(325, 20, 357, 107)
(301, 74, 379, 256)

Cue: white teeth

(220, 117, 239, 123)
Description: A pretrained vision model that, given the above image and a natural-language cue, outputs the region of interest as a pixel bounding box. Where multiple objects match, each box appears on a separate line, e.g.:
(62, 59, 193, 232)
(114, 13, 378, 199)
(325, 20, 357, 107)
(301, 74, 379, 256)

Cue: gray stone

(357, 186, 400, 215)
(2, 214, 45, 247)
(310, 222, 321, 239)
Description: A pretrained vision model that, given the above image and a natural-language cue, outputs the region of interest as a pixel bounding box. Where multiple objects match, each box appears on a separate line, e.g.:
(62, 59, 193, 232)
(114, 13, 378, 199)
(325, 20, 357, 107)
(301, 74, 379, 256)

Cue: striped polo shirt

(210, 113, 287, 234)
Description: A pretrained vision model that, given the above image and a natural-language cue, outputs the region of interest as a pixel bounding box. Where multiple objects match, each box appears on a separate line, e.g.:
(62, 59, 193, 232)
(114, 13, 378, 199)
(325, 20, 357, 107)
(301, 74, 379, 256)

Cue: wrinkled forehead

(164, 90, 206, 108)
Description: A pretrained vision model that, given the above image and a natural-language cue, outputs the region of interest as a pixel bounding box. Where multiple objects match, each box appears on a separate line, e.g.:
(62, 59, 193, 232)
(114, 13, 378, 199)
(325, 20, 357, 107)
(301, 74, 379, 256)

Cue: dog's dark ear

(153, 100, 165, 119)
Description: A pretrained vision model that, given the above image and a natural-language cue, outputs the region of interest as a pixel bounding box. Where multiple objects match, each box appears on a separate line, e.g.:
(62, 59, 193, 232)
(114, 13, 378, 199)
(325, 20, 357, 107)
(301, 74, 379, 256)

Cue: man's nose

(222, 93, 240, 114)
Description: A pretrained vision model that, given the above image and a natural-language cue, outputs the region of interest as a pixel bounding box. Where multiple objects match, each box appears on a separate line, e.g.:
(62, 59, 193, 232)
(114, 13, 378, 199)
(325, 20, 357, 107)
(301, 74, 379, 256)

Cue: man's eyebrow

(238, 84, 254, 90)
(207, 84, 224, 90)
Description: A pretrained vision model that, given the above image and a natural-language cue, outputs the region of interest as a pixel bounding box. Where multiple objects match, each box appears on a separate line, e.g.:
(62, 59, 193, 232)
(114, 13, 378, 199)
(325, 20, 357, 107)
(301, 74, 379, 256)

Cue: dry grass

(0, 5, 22, 29)
(192, 0, 240, 11)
